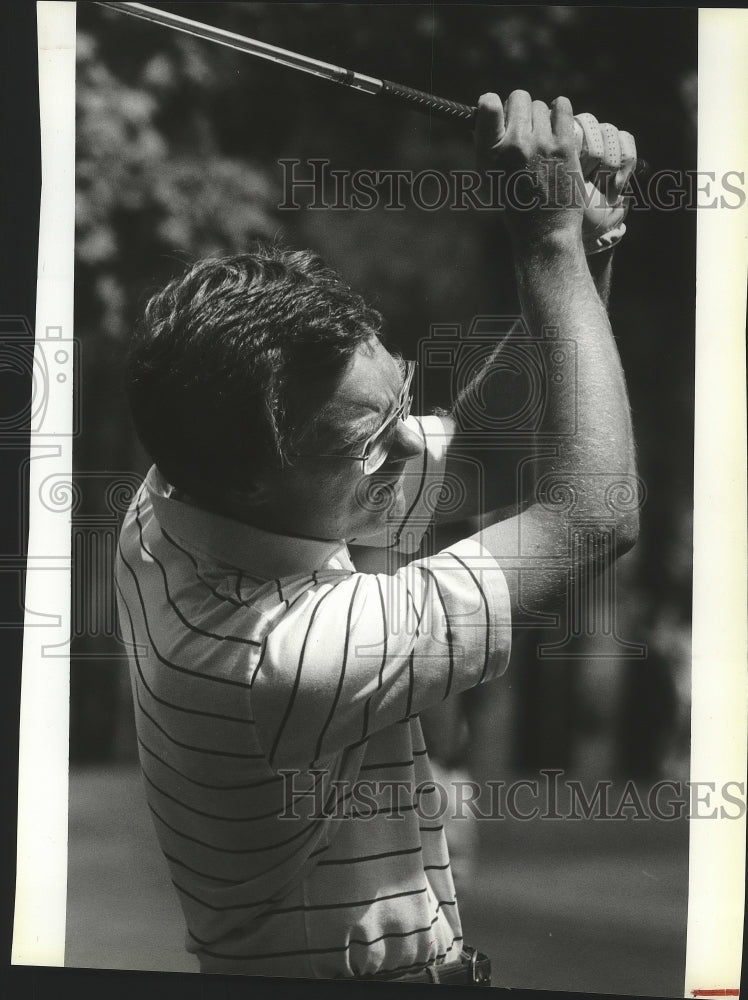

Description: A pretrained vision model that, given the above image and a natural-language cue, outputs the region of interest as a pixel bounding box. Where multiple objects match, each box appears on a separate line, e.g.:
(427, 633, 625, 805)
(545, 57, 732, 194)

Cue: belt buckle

(469, 948, 479, 984)
(467, 947, 491, 986)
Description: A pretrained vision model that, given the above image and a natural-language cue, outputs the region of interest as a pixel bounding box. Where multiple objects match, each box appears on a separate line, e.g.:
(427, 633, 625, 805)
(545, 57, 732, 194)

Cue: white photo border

(11, 4, 747, 994)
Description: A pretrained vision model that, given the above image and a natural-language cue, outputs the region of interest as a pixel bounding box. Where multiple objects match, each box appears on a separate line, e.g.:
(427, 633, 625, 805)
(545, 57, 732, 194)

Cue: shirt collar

(145, 466, 354, 577)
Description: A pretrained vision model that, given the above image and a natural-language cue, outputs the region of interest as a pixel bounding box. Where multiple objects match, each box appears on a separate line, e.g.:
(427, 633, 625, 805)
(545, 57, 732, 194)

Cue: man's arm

(586, 246, 614, 308)
(435, 100, 634, 525)
(449, 91, 638, 615)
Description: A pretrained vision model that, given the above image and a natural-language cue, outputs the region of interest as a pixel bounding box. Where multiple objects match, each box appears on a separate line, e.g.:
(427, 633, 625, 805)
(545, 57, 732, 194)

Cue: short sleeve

(250, 537, 511, 770)
(347, 414, 449, 555)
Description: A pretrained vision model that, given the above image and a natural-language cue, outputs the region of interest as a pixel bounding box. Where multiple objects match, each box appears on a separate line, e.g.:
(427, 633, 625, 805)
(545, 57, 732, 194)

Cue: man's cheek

(358, 478, 398, 515)
(375, 482, 407, 525)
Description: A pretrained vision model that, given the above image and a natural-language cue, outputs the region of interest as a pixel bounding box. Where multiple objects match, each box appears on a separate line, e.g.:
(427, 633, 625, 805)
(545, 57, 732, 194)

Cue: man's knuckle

(514, 140, 533, 160)
(548, 140, 567, 159)
(478, 92, 500, 108)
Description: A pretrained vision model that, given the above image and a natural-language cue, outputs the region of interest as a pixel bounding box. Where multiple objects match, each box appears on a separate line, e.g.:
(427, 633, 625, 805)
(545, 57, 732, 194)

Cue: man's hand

(574, 113, 637, 248)
(475, 93, 637, 254)
(475, 90, 585, 250)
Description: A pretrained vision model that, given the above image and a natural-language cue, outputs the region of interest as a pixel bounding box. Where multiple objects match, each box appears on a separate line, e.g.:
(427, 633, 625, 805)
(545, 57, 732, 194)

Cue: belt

(360, 947, 492, 986)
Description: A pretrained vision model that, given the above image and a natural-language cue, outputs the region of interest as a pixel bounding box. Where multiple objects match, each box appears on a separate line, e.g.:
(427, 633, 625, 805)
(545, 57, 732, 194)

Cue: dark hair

(126, 244, 383, 500)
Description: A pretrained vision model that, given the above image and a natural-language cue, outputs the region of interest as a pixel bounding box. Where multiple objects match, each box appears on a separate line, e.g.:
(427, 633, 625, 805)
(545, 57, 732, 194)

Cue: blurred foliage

(73, 4, 697, 766)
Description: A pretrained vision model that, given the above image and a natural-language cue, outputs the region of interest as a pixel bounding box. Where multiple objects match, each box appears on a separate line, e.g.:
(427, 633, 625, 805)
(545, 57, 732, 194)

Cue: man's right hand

(475, 90, 585, 252)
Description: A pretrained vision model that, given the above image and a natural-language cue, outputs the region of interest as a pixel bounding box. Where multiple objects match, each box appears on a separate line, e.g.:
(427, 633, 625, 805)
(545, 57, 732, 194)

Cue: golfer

(116, 91, 639, 983)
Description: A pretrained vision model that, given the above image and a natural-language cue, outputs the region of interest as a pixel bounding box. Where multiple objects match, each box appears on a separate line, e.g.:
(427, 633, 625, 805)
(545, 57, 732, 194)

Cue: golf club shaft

(95, 2, 474, 120)
(95, 2, 639, 166)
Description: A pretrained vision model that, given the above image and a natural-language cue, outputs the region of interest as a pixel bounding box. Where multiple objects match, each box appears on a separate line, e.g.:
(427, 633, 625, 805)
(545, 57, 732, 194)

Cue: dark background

(21, 3, 699, 997)
(1, 3, 39, 995)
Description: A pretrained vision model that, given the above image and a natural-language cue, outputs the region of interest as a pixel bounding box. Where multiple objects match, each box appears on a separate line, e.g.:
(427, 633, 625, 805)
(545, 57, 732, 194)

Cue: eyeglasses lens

(362, 393, 413, 475)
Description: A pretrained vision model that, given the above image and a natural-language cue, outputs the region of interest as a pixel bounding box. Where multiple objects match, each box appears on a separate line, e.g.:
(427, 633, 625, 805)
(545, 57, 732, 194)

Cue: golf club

(94, 1, 645, 171)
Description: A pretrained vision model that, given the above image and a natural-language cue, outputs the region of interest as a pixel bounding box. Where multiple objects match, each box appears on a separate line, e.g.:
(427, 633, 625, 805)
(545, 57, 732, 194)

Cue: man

(116, 91, 639, 982)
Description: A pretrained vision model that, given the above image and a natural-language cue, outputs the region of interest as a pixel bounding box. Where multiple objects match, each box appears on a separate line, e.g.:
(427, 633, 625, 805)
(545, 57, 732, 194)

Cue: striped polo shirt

(115, 415, 512, 979)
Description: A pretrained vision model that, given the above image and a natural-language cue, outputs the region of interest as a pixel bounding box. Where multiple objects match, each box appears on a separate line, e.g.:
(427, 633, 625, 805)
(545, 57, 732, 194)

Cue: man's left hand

(574, 113, 637, 246)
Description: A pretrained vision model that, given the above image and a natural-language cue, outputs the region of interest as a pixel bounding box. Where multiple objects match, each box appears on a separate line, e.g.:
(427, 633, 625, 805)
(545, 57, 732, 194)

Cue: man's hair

(126, 244, 383, 501)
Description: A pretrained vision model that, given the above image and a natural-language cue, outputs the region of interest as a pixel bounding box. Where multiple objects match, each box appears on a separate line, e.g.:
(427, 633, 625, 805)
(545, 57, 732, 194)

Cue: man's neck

(177, 489, 343, 544)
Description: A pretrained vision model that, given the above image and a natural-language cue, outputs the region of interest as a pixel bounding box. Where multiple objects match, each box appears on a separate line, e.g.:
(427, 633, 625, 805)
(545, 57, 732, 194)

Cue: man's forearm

(470, 229, 637, 614)
(514, 231, 636, 531)
(439, 243, 622, 520)
(587, 247, 615, 308)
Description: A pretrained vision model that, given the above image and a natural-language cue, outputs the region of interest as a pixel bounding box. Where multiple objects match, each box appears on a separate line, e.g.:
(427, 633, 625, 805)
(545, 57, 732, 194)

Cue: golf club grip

(380, 79, 475, 123)
(379, 79, 646, 173)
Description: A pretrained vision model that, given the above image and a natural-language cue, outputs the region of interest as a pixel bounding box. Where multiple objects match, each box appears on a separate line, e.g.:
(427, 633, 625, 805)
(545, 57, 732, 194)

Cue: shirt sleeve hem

(440, 536, 513, 679)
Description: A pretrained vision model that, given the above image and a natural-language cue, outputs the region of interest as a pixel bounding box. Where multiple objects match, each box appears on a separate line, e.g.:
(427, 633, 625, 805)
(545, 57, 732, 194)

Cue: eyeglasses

(294, 360, 416, 476)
